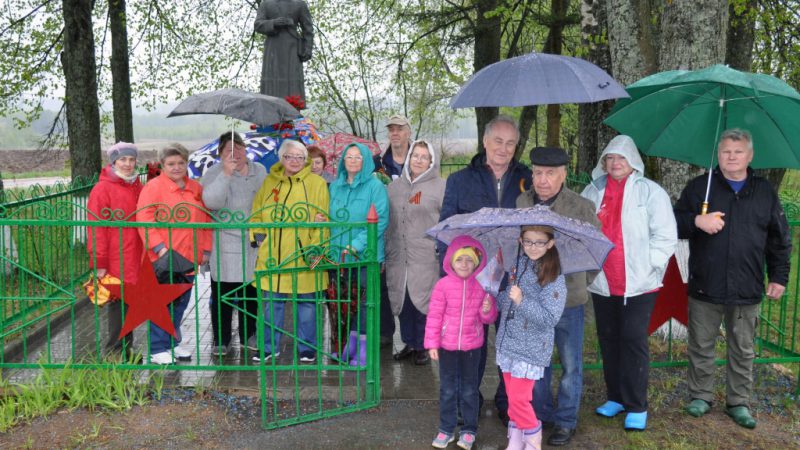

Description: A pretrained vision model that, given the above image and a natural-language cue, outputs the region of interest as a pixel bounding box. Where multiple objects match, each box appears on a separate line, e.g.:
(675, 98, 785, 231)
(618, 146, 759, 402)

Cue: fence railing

(0, 196, 381, 429)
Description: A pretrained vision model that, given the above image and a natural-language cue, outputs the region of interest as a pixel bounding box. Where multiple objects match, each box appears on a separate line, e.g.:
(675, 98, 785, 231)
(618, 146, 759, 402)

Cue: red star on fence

(104, 256, 193, 340)
(648, 255, 689, 335)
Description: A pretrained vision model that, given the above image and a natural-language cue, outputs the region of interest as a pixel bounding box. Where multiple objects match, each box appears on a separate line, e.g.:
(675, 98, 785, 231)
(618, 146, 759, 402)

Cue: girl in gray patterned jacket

(496, 225, 567, 450)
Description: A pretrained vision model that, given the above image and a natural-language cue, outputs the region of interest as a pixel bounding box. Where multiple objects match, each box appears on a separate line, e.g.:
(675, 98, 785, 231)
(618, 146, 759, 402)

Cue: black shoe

(393, 345, 414, 361)
(413, 350, 430, 365)
(547, 426, 575, 446)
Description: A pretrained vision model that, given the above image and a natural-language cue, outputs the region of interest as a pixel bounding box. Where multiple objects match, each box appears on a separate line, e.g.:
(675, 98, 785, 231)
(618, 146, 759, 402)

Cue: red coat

(86, 166, 144, 283)
(136, 172, 211, 263)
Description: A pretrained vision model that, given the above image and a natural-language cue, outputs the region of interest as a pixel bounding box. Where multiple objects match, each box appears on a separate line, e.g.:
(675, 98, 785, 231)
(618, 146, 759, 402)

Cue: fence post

(366, 204, 380, 402)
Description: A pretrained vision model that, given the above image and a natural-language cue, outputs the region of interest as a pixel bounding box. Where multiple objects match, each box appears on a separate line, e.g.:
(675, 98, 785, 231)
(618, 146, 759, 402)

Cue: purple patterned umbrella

(427, 205, 612, 275)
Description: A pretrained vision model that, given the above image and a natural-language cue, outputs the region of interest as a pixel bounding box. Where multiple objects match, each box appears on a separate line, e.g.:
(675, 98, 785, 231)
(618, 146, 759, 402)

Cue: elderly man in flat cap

(513, 146, 600, 446)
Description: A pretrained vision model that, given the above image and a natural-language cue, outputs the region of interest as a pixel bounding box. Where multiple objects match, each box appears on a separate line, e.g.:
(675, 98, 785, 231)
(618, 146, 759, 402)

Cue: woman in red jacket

(137, 144, 212, 365)
(86, 142, 143, 359)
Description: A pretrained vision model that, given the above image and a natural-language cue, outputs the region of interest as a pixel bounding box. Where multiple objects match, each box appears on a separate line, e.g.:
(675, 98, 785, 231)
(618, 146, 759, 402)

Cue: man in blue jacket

(674, 128, 791, 429)
(439, 114, 531, 424)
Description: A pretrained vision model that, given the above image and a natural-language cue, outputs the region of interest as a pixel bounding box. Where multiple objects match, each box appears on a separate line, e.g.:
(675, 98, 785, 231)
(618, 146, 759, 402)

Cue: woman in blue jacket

(329, 142, 389, 366)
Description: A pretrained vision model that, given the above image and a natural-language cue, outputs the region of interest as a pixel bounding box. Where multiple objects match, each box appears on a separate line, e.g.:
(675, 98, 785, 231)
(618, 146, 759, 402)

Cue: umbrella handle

(701, 202, 709, 215)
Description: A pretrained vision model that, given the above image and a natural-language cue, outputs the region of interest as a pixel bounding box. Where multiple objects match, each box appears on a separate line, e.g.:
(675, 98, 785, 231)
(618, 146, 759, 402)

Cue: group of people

(86, 131, 389, 367)
(86, 113, 790, 449)
(418, 118, 789, 450)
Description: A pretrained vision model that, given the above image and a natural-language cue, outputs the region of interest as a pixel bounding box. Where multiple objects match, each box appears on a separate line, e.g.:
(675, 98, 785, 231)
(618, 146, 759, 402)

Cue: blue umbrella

(426, 206, 612, 275)
(450, 52, 629, 108)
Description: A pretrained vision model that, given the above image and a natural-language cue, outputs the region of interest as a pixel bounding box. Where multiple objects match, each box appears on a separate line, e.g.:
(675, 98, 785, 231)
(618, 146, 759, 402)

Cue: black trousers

(592, 291, 658, 413)
(210, 280, 259, 347)
(379, 268, 395, 339)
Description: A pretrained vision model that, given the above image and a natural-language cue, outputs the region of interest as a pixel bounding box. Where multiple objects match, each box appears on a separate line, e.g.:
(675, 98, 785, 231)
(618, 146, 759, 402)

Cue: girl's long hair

(521, 225, 561, 286)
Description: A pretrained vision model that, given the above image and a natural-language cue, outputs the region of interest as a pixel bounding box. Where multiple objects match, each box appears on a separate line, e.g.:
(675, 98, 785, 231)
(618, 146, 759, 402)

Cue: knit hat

(452, 246, 479, 266)
(107, 142, 138, 164)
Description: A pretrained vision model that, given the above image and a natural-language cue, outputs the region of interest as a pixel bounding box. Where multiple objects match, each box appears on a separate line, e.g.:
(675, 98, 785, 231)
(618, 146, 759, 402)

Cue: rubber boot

(505, 421, 524, 450)
(350, 335, 367, 367)
(340, 331, 358, 362)
(522, 428, 542, 450)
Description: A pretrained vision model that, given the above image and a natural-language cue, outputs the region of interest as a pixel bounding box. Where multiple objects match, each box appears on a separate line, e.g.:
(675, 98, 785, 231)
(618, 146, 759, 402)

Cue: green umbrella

(603, 64, 800, 211)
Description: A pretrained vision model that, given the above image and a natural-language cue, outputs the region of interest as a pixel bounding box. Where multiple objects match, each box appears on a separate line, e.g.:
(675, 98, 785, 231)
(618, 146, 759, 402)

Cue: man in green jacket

(516, 147, 600, 446)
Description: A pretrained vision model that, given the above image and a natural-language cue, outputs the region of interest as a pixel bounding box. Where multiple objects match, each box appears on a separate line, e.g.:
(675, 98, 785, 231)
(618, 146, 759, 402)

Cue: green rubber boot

(726, 406, 756, 429)
(685, 399, 711, 417)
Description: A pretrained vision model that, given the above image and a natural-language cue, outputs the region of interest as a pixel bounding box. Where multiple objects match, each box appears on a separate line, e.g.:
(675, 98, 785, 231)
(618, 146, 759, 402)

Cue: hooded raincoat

(250, 160, 329, 294)
(424, 235, 498, 351)
(328, 143, 389, 262)
(385, 140, 446, 315)
(580, 135, 677, 299)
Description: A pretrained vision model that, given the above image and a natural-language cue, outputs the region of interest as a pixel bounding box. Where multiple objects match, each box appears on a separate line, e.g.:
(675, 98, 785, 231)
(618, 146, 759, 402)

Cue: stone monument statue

(254, 0, 314, 103)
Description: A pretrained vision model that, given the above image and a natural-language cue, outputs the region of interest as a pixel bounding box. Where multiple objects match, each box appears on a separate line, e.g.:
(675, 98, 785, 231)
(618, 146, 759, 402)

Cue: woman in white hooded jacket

(384, 140, 446, 365)
(580, 135, 677, 431)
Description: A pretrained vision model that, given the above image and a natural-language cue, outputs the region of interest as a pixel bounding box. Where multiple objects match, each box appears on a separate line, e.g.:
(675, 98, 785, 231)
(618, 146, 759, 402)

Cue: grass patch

(0, 358, 167, 432)
(4, 169, 70, 180)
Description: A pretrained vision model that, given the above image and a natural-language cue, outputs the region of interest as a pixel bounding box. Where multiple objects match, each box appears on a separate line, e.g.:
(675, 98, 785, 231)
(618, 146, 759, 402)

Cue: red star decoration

(648, 255, 689, 335)
(104, 256, 193, 340)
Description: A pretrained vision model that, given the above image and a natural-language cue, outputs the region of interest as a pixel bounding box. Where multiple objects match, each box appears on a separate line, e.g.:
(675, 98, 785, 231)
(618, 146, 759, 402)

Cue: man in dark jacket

(674, 128, 791, 429)
(375, 114, 412, 348)
(374, 114, 412, 180)
(439, 114, 531, 423)
(517, 147, 599, 446)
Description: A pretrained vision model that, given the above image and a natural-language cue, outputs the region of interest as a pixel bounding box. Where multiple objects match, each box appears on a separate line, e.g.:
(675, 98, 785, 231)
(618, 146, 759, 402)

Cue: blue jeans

(398, 290, 426, 349)
(262, 292, 317, 354)
(150, 276, 194, 354)
(533, 304, 585, 428)
(439, 348, 481, 434)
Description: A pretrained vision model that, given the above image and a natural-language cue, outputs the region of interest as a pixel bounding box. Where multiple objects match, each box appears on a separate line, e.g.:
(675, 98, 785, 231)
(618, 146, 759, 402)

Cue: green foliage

(752, 1, 800, 90)
(0, 360, 159, 432)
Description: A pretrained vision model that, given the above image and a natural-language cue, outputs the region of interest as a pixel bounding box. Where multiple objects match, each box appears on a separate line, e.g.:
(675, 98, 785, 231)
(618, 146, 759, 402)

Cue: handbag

(152, 250, 195, 284)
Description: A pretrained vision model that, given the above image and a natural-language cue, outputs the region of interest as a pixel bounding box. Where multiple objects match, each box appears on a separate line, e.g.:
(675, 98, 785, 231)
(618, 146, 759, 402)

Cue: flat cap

(385, 114, 410, 128)
(529, 146, 569, 167)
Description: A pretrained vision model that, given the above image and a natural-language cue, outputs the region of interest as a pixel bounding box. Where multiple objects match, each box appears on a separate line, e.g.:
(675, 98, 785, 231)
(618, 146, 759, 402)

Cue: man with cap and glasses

(374, 114, 413, 348)
(374, 114, 413, 181)
(514, 146, 600, 446)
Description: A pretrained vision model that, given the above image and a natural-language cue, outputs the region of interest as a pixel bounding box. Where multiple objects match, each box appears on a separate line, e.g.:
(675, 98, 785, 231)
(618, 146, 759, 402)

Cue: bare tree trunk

(725, 0, 784, 188)
(109, 0, 134, 143)
(654, 0, 727, 200)
(608, 0, 728, 200)
(578, 0, 616, 175)
(543, 0, 570, 147)
(518, 105, 538, 160)
(62, 0, 102, 181)
(474, 0, 501, 152)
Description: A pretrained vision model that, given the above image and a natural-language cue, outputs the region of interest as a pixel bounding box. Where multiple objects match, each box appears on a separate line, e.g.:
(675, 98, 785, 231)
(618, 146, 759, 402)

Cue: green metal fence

(0, 187, 381, 429)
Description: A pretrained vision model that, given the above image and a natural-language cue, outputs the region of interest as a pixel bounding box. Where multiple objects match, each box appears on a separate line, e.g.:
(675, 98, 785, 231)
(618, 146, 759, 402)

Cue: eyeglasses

(344, 155, 363, 161)
(283, 155, 306, 162)
(520, 239, 551, 248)
(410, 154, 431, 162)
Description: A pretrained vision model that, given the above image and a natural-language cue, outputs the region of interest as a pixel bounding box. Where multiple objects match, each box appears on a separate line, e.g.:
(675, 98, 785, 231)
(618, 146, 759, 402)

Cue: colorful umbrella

(314, 132, 382, 177)
(187, 131, 279, 178)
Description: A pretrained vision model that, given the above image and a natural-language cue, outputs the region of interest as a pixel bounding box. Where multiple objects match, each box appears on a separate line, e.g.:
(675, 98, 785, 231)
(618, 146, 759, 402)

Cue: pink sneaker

(457, 431, 476, 449)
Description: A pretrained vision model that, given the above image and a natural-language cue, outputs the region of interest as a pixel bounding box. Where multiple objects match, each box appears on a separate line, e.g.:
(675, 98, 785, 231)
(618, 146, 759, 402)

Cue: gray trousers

(687, 297, 759, 407)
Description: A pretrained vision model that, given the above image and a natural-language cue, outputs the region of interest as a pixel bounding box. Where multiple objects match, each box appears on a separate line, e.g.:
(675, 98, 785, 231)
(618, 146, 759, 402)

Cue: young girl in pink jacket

(425, 235, 498, 450)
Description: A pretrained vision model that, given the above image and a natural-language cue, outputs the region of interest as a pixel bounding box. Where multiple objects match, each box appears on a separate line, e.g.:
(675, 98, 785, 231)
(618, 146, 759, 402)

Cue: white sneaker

(150, 351, 175, 365)
(252, 352, 280, 362)
(172, 346, 192, 361)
